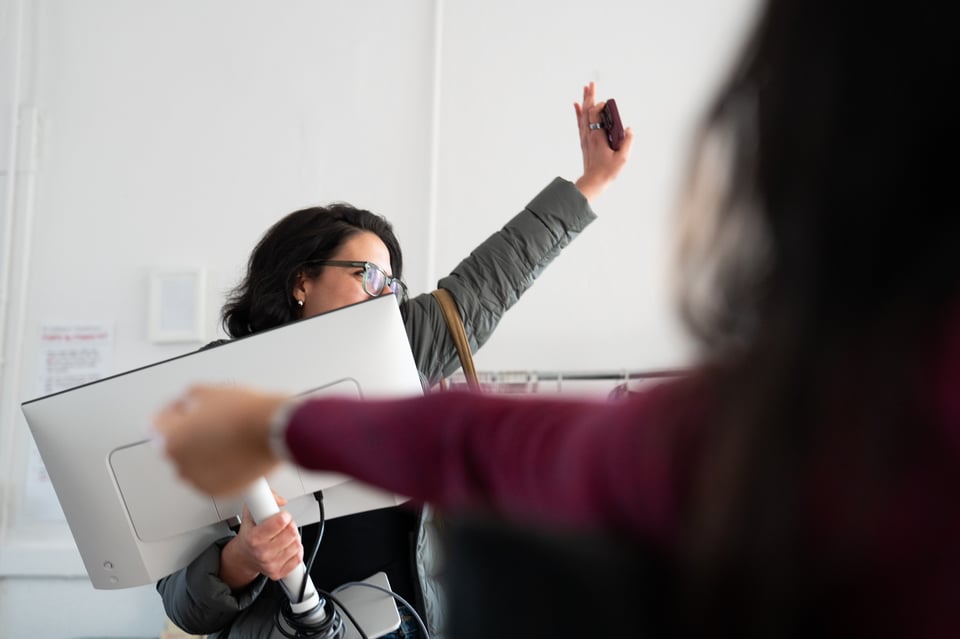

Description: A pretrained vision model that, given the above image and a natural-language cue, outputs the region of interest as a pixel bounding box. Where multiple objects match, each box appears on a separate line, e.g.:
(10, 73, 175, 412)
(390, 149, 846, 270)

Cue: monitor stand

(336, 572, 403, 639)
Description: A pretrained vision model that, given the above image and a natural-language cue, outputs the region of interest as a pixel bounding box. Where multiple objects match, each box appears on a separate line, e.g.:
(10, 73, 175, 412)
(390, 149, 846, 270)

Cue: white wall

(435, 0, 758, 372)
(0, 0, 759, 636)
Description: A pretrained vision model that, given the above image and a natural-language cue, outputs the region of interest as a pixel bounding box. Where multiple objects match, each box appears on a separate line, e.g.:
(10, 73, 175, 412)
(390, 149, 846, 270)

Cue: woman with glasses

(156, 81, 632, 639)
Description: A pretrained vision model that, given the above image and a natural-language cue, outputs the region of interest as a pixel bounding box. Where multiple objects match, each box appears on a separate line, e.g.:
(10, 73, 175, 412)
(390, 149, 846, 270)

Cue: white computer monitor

(21, 295, 424, 590)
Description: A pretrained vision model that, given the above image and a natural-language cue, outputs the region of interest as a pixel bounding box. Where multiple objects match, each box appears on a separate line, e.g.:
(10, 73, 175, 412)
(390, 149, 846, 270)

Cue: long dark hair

(676, 1, 959, 633)
(222, 203, 403, 338)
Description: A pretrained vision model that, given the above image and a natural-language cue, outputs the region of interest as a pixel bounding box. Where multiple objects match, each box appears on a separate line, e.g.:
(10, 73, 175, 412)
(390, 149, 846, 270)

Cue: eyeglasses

(307, 260, 408, 304)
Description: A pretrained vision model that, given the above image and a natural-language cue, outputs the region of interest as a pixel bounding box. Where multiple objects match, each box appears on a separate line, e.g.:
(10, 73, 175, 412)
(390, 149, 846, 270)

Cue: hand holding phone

(599, 99, 625, 151)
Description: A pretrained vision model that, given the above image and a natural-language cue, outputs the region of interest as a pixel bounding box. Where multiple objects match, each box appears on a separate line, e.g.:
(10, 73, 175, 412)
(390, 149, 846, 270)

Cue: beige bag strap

(431, 288, 481, 392)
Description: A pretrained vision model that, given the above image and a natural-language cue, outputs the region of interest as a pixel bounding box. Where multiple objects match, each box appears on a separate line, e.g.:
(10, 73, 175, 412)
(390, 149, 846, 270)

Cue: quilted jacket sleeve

(156, 536, 270, 635)
(404, 177, 596, 384)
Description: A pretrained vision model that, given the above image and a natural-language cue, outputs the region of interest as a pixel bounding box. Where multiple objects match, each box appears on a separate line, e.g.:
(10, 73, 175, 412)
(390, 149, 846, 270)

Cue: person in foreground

(155, 82, 631, 639)
(156, 2, 960, 636)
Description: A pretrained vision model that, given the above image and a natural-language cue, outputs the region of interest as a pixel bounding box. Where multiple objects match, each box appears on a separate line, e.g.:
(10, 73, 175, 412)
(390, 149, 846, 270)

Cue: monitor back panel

(21, 296, 423, 589)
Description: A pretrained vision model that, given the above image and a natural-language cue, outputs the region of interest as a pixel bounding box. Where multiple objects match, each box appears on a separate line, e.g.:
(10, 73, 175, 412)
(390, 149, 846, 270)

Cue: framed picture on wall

(147, 268, 206, 343)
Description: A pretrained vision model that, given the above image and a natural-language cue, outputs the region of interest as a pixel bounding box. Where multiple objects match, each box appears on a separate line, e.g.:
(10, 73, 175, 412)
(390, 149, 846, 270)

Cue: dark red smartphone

(599, 99, 625, 151)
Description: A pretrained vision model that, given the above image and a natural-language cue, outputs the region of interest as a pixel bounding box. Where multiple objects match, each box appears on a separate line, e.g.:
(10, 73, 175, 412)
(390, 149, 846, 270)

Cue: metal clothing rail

(442, 368, 684, 394)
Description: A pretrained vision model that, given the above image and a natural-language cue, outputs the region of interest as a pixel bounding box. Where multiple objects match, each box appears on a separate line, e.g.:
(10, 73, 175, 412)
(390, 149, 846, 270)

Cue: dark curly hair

(222, 203, 403, 338)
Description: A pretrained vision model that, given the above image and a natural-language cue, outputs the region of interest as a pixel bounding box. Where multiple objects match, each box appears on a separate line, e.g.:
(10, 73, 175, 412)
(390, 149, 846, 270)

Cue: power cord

(275, 596, 347, 639)
(277, 586, 383, 639)
(272, 490, 424, 639)
(273, 491, 366, 638)
(300, 491, 326, 602)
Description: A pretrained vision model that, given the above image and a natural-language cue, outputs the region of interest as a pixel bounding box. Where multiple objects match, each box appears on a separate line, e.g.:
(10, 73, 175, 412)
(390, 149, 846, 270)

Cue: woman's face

(296, 231, 395, 318)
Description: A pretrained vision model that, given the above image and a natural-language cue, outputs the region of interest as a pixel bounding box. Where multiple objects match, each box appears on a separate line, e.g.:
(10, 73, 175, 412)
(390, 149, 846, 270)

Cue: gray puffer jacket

(404, 177, 596, 386)
(157, 177, 596, 638)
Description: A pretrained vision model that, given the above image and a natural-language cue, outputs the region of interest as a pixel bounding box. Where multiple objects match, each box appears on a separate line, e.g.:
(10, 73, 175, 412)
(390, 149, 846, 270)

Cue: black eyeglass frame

(304, 260, 408, 303)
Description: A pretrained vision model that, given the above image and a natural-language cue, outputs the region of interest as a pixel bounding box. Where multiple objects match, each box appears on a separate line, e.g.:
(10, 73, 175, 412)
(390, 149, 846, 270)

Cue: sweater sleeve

(403, 177, 596, 383)
(283, 380, 703, 543)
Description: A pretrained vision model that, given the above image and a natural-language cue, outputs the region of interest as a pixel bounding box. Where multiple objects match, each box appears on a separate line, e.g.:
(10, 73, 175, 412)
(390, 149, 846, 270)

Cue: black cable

(274, 589, 373, 639)
(319, 590, 371, 639)
(299, 491, 326, 602)
(275, 491, 423, 639)
(274, 596, 347, 639)
(274, 490, 346, 638)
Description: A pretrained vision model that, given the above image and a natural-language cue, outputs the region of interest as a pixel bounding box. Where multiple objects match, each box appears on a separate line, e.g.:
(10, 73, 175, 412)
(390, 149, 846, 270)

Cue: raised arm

(403, 82, 632, 383)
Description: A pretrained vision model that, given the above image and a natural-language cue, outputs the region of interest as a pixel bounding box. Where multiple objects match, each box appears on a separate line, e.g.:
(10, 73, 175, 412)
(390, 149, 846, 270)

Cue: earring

(297, 299, 304, 308)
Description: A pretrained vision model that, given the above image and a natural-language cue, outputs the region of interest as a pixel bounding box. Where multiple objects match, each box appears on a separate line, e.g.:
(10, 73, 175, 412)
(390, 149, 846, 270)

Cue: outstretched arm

(156, 380, 700, 541)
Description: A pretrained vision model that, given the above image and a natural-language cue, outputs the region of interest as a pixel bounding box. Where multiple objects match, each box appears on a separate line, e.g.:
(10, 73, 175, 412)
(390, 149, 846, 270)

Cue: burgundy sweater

(282, 333, 960, 636)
